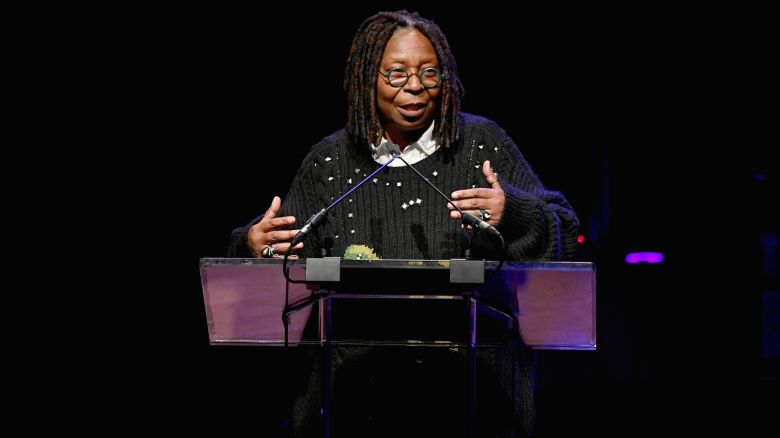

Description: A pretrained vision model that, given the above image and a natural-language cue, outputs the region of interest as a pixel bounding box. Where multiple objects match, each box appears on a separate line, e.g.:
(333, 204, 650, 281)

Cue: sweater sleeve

(227, 217, 261, 257)
(480, 124, 579, 261)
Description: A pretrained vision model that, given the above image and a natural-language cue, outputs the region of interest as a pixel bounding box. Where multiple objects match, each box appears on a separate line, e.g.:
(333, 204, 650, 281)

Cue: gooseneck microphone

(288, 154, 401, 248)
(289, 208, 327, 247)
(386, 142, 505, 254)
(283, 152, 401, 284)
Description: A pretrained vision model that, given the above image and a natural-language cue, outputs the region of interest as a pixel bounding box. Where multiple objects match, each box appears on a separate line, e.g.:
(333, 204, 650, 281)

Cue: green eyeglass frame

(379, 67, 445, 89)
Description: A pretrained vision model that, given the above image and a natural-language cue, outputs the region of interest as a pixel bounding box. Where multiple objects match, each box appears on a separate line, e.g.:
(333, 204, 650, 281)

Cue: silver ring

(261, 244, 274, 258)
(480, 208, 491, 221)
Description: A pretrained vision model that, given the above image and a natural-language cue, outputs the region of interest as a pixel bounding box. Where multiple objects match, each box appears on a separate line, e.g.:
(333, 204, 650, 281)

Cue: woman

(229, 11, 578, 263)
(228, 10, 579, 437)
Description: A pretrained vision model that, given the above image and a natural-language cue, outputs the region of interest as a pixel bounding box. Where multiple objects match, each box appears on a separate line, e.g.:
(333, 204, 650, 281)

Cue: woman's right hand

(248, 196, 303, 258)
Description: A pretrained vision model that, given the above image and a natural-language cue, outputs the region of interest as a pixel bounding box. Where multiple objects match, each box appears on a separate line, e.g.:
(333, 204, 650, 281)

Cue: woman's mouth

(398, 103, 426, 116)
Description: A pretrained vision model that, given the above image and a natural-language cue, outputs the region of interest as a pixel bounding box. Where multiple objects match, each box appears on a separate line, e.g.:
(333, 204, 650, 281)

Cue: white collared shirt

(370, 122, 439, 167)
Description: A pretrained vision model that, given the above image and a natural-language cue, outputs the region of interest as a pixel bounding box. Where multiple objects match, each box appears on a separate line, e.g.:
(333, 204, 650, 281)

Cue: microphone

(288, 152, 401, 249)
(386, 142, 505, 252)
(283, 150, 401, 286)
(289, 208, 326, 247)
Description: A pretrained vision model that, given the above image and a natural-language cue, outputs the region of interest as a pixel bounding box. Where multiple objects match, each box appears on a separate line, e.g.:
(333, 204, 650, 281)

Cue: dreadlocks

(344, 10, 465, 150)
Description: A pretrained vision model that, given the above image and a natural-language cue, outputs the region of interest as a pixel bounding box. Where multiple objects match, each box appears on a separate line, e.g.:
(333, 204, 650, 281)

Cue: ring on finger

(479, 208, 491, 221)
(261, 244, 275, 258)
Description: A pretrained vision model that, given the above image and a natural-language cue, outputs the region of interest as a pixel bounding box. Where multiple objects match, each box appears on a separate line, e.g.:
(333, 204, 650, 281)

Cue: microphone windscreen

(386, 142, 401, 156)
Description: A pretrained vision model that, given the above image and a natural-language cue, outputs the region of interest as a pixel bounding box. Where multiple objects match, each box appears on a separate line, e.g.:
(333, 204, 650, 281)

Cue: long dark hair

(344, 10, 464, 150)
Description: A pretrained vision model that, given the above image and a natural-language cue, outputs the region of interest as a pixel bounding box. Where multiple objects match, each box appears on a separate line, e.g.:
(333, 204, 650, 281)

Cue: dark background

(148, 4, 776, 436)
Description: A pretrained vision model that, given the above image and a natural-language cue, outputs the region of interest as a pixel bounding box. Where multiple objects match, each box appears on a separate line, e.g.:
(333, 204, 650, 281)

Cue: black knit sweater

(229, 113, 579, 261)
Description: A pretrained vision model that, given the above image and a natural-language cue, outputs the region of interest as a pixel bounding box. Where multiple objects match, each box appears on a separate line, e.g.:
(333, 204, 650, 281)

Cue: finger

(266, 216, 296, 228)
(450, 210, 482, 219)
(452, 209, 482, 219)
(274, 242, 304, 253)
(448, 200, 469, 210)
(266, 229, 301, 243)
(264, 196, 282, 220)
(448, 198, 483, 211)
(451, 187, 492, 200)
(483, 160, 501, 188)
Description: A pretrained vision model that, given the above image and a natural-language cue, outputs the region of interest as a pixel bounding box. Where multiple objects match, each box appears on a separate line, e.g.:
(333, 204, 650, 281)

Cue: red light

(577, 234, 585, 244)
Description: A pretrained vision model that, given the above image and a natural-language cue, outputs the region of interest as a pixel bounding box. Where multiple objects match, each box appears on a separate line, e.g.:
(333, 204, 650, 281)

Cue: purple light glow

(625, 251, 664, 264)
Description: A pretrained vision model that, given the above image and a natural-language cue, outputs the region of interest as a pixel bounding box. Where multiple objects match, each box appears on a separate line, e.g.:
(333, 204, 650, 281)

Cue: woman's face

(376, 28, 441, 144)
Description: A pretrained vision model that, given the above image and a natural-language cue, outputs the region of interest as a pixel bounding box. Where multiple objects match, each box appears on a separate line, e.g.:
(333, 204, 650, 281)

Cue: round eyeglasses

(379, 67, 445, 89)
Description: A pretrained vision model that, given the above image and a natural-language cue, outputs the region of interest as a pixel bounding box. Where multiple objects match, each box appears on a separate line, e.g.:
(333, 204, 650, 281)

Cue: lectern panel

(199, 258, 596, 349)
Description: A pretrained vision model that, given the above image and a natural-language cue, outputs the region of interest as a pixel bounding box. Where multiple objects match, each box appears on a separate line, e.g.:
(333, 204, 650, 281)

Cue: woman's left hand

(448, 160, 504, 226)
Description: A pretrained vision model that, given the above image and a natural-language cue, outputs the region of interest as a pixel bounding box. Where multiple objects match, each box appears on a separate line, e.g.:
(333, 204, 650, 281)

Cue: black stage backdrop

(131, 4, 775, 436)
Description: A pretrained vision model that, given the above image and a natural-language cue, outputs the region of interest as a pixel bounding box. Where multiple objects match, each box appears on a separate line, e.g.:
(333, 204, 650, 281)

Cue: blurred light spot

(752, 173, 768, 181)
(577, 234, 585, 244)
(625, 251, 664, 264)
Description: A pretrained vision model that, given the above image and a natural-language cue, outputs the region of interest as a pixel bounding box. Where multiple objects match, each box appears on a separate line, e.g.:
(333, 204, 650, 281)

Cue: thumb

(265, 196, 282, 219)
(482, 160, 500, 187)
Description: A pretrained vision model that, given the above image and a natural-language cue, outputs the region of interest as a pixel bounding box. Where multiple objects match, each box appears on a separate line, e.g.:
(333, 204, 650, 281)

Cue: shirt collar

(370, 121, 439, 167)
